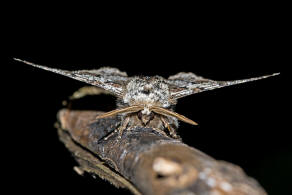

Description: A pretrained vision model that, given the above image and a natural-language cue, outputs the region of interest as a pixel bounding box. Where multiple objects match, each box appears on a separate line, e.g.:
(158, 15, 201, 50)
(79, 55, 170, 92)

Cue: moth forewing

(14, 58, 127, 97)
(168, 72, 280, 99)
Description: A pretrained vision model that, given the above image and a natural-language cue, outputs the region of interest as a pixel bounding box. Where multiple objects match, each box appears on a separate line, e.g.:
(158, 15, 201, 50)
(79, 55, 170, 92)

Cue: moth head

(137, 110, 155, 125)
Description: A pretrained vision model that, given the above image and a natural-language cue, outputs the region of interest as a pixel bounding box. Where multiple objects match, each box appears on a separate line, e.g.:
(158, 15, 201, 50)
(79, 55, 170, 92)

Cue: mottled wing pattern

(167, 72, 279, 99)
(14, 58, 128, 96)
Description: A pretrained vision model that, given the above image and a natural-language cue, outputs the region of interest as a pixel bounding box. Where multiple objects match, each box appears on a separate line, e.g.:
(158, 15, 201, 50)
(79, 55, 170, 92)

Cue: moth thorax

(123, 76, 171, 108)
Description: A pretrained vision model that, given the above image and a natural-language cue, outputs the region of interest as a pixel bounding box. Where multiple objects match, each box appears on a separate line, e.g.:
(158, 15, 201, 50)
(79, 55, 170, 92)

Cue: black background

(3, 5, 287, 195)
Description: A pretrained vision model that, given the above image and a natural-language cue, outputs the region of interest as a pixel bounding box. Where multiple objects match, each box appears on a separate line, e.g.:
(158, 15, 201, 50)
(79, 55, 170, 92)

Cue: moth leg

(73, 166, 84, 176)
(152, 127, 168, 137)
(118, 116, 131, 139)
(69, 86, 111, 100)
(160, 116, 179, 139)
(103, 116, 130, 140)
(103, 129, 119, 141)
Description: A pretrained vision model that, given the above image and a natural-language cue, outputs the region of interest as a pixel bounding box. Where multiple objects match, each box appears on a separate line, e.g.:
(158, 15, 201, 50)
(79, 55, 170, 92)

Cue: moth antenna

(96, 105, 143, 119)
(151, 107, 198, 126)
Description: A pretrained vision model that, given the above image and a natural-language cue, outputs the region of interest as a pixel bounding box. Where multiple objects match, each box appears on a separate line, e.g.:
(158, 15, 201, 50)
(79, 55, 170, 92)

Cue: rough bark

(57, 109, 267, 195)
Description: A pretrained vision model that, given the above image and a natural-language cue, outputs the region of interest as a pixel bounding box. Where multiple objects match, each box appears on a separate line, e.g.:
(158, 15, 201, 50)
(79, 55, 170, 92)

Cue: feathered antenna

(151, 106, 198, 126)
(96, 106, 143, 119)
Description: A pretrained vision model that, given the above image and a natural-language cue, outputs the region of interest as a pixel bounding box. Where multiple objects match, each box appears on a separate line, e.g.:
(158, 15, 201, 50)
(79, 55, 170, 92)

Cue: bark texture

(57, 109, 267, 195)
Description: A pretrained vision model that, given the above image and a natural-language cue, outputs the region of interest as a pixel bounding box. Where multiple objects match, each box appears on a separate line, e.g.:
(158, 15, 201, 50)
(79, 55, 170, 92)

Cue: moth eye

(150, 112, 155, 120)
(138, 111, 142, 120)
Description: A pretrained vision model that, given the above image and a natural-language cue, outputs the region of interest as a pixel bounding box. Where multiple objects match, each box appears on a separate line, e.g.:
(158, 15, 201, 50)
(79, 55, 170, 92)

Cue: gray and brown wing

(14, 58, 128, 97)
(167, 72, 279, 99)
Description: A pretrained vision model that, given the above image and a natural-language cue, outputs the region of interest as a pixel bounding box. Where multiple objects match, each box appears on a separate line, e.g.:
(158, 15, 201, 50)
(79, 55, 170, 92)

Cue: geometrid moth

(15, 58, 279, 139)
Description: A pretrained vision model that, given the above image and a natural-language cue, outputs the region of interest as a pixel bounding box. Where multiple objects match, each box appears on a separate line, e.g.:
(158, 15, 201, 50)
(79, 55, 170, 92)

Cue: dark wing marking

(14, 58, 128, 96)
(167, 72, 280, 99)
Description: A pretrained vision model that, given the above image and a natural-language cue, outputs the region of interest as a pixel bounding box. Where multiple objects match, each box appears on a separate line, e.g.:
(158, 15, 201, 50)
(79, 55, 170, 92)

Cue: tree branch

(57, 109, 267, 195)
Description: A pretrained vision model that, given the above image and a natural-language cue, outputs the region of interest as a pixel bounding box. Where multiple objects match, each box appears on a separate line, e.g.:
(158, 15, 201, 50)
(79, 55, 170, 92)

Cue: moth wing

(14, 58, 128, 96)
(167, 72, 279, 99)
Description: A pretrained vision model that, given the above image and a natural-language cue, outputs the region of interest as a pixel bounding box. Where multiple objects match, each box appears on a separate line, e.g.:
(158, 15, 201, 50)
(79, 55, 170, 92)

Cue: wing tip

(13, 58, 38, 67)
(258, 72, 280, 80)
(13, 57, 22, 62)
(272, 72, 280, 76)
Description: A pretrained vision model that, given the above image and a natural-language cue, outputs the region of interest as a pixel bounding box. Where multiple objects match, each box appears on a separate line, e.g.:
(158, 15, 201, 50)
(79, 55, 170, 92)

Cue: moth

(15, 58, 279, 139)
